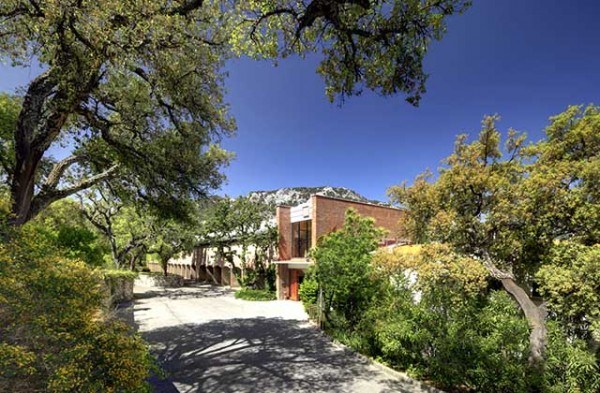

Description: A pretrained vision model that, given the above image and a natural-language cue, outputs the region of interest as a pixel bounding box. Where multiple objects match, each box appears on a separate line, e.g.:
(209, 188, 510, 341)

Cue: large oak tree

(0, 0, 470, 226)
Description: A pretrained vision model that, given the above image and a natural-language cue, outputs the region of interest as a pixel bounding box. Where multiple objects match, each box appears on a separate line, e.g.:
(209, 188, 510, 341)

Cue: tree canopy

(0, 0, 471, 226)
(78, 184, 199, 271)
(388, 105, 600, 366)
(199, 196, 278, 288)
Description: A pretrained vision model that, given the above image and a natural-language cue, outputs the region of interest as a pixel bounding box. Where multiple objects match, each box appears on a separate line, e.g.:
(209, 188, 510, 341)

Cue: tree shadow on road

(134, 284, 234, 301)
(142, 318, 436, 393)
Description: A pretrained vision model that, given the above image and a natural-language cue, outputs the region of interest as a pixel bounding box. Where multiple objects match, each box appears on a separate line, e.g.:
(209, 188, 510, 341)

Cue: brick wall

(311, 195, 405, 245)
(276, 206, 292, 261)
(277, 263, 290, 300)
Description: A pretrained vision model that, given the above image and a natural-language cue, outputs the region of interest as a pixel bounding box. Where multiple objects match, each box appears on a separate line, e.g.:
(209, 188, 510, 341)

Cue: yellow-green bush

(298, 272, 319, 306)
(0, 227, 154, 392)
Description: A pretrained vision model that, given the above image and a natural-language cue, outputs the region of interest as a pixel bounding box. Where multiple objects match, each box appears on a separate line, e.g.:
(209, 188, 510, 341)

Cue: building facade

(155, 194, 406, 301)
(274, 194, 406, 300)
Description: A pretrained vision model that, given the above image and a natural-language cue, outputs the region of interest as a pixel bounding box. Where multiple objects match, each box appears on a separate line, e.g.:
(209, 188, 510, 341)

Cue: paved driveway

(132, 284, 440, 393)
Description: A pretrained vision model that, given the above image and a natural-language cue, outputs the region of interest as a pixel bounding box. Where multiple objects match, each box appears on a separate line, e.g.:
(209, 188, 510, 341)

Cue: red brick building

(274, 195, 406, 300)
(155, 193, 406, 299)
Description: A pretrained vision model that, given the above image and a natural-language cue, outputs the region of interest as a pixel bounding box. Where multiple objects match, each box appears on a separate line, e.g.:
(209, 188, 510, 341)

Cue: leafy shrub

(33, 199, 108, 267)
(299, 272, 319, 305)
(311, 209, 385, 328)
(234, 288, 276, 301)
(317, 239, 600, 392)
(0, 227, 154, 392)
(103, 269, 139, 280)
(544, 322, 600, 393)
(365, 279, 536, 392)
(53, 225, 107, 266)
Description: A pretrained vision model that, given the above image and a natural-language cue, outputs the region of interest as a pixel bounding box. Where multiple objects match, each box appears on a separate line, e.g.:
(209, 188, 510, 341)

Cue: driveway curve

(133, 284, 440, 393)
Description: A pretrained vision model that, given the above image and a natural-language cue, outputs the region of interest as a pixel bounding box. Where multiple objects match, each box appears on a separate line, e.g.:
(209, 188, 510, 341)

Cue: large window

(292, 220, 312, 258)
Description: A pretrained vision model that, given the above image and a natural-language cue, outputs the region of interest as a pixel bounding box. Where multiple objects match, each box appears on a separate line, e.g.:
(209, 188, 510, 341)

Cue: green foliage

(34, 199, 108, 267)
(0, 227, 154, 392)
(53, 226, 106, 266)
(388, 105, 600, 369)
(389, 105, 599, 280)
(545, 322, 600, 393)
(201, 197, 278, 289)
(356, 264, 599, 393)
(537, 242, 600, 343)
(373, 243, 489, 300)
(265, 262, 277, 292)
(103, 269, 139, 280)
(299, 272, 319, 306)
(356, 254, 536, 393)
(148, 217, 198, 275)
(234, 288, 276, 301)
(0, 93, 19, 181)
(523, 105, 600, 247)
(311, 208, 385, 328)
(315, 106, 600, 391)
(1, 0, 236, 224)
(79, 185, 199, 271)
(230, 0, 471, 104)
(1, 1, 470, 225)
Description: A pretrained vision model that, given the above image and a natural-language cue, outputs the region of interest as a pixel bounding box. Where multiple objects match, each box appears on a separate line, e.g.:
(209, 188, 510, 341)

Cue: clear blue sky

(1, 0, 599, 202)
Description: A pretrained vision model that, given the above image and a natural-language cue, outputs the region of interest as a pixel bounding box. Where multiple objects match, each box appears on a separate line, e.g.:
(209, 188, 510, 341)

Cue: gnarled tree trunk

(8, 65, 104, 227)
(10, 70, 62, 226)
(483, 256, 547, 367)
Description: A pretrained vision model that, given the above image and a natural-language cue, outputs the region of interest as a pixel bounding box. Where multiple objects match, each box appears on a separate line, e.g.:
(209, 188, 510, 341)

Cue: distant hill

(246, 186, 387, 208)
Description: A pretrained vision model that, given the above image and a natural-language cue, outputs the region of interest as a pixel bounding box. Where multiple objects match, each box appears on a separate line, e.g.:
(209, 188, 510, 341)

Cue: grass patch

(234, 288, 277, 301)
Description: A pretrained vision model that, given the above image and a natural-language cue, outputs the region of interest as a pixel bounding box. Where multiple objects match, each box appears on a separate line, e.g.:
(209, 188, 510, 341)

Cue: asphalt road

(132, 283, 441, 393)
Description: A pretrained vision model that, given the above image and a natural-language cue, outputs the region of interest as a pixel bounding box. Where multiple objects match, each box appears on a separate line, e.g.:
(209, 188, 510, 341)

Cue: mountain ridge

(246, 186, 388, 208)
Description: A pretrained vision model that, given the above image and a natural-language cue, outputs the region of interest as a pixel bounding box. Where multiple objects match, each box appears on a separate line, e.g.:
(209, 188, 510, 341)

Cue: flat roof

(277, 193, 404, 211)
(310, 194, 405, 211)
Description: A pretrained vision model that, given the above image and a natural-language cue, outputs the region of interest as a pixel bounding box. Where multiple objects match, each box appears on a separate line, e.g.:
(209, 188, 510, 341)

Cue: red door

(289, 270, 299, 301)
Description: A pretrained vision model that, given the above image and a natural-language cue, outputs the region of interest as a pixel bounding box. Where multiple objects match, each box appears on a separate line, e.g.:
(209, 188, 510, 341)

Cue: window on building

(292, 220, 312, 258)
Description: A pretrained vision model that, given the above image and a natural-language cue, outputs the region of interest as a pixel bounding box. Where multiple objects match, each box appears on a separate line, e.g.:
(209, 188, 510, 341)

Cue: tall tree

(79, 187, 148, 269)
(0, 0, 470, 226)
(388, 105, 600, 367)
(200, 196, 278, 287)
(147, 218, 198, 276)
(80, 184, 199, 271)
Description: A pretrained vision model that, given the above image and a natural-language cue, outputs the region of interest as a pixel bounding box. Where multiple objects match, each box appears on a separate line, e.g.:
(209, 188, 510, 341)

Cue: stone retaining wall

(136, 273, 184, 288)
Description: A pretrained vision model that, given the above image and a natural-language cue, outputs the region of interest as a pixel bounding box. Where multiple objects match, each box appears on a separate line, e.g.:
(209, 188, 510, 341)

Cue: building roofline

(310, 194, 405, 211)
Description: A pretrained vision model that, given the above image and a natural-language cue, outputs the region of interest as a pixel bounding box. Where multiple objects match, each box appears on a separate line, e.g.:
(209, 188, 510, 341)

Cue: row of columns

(146, 262, 238, 287)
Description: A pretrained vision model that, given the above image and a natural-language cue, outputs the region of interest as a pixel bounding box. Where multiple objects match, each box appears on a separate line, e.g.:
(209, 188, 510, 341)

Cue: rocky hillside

(247, 186, 386, 208)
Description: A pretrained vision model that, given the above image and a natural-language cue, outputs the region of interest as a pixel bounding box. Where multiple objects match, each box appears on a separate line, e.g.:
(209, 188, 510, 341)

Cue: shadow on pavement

(134, 285, 234, 301)
(142, 318, 424, 393)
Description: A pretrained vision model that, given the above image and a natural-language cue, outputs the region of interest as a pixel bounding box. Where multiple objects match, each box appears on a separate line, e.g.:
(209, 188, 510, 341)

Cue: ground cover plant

(234, 288, 277, 301)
